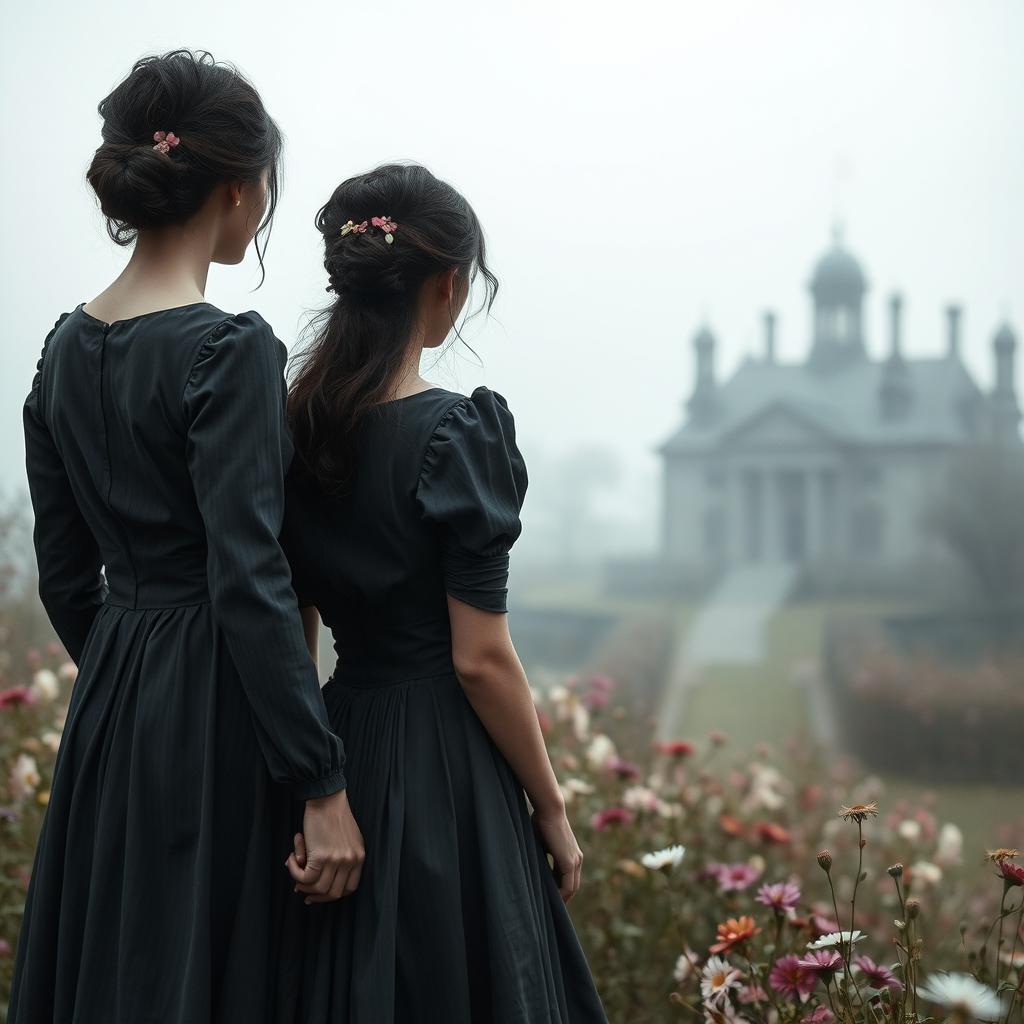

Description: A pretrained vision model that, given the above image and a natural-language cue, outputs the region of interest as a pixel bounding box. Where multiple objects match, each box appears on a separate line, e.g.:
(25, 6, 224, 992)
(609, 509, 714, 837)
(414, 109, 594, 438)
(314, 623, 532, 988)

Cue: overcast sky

(1, 0, 1020, 554)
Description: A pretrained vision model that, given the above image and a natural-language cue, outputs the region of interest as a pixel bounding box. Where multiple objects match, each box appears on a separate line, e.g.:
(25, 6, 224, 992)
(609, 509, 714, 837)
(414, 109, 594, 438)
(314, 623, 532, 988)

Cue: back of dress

(12, 303, 345, 1024)
(282, 386, 528, 683)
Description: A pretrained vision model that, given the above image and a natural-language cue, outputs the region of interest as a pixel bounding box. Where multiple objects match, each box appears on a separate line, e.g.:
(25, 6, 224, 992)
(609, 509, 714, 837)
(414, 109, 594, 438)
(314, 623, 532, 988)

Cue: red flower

(654, 740, 695, 758)
(718, 813, 746, 838)
(998, 860, 1024, 888)
(0, 687, 32, 709)
(590, 807, 634, 831)
(709, 915, 761, 954)
(755, 821, 792, 845)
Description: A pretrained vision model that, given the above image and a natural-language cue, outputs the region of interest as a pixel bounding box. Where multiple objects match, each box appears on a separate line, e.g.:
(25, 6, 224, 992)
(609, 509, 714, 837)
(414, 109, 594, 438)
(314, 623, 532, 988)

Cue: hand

(532, 803, 583, 903)
(285, 788, 364, 904)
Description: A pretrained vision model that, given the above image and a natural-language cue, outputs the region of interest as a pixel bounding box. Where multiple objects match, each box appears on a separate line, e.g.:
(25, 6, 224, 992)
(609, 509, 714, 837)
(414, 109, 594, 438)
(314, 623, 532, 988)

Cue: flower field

(2, 619, 1023, 1021)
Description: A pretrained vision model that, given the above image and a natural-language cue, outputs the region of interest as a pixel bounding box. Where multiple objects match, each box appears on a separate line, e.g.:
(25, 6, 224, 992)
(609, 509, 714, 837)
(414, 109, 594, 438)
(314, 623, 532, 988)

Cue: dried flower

(838, 802, 878, 824)
(887, 863, 904, 879)
(816, 850, 833, 872)
(985, 848, 1021, 863)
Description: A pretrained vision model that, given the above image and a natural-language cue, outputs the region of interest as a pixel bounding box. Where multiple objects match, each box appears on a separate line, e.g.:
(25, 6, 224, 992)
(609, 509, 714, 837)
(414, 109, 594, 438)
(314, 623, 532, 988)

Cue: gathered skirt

(280, 669, 608, 1024)
(9, 601, 298, 1024)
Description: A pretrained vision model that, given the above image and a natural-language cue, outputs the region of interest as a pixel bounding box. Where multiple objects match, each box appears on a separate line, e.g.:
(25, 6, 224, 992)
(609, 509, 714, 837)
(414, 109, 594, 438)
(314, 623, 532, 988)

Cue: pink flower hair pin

(340, 215, 399, 244)
(152, 131, 180, 154)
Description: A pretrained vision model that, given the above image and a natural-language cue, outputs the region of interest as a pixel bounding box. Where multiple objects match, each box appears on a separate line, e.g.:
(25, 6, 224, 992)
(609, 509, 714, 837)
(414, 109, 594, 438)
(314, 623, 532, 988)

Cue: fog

(2, 0, 1021, 561)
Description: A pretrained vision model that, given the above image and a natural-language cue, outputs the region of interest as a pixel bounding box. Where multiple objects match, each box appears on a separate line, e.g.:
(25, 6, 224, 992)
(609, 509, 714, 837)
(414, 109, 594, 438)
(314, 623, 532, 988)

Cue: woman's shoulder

(422, 384, 517, 437)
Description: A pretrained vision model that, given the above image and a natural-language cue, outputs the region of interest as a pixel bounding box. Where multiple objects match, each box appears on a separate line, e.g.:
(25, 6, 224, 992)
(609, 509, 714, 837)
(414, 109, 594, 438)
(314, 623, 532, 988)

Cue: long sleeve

(415, 387, 529, 613)
(23, 313, 108, 663)
(183, 312, 346, 800)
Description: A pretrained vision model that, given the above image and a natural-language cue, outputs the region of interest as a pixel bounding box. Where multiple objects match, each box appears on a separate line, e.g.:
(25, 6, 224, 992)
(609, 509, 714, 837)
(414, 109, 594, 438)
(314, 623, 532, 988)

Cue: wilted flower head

(816, 850, 833, 872)
(918, 972, 1003, 1020)
(985, 848, 1021, 863)
(838, 802, 878, 824)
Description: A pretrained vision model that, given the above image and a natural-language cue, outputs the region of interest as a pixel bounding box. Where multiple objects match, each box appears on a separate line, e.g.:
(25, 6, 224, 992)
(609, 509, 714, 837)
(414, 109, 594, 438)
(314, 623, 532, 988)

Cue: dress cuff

(294, 768, 348, 801)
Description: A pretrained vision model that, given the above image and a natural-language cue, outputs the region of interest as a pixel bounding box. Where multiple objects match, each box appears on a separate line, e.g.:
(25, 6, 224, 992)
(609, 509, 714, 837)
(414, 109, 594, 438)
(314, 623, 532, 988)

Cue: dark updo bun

(86, 49, 282, 269)
(289, 162, 498, 493)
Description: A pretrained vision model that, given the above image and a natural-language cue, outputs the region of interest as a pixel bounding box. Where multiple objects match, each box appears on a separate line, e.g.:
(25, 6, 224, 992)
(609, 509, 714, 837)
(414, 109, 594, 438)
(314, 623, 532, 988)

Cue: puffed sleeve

(415, 387, 528, 613)
(183, 312, 347, 800)
(23, 313, 109, 664)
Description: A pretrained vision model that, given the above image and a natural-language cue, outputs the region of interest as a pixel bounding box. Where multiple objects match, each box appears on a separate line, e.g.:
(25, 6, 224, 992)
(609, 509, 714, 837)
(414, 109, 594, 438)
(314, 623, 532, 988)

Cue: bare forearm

(454, 646, 563, 814)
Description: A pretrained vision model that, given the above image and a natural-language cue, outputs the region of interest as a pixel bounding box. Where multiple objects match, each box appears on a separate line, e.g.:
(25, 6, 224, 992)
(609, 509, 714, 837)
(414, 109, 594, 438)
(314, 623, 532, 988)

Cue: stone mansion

(657, 230, 1021, 587)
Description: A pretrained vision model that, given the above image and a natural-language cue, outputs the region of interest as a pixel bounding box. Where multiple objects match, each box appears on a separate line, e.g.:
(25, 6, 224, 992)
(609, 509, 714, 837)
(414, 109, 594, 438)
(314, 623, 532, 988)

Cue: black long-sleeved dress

(280, 386, 608, 1023)
(10, 303, 346, 1023)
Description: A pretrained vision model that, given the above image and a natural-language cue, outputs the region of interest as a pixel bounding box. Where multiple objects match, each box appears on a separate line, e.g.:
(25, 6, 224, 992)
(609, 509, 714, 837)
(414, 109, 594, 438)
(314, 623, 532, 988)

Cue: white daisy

(585, 733, 617, 769)
(10, 753, 40, 800)
(918, 972, 1003, 1021)
(807, 930, 867, 950)
(30, 669, 59, 702)
(641, 844, 686, 871)
(701, 955, 742, 1007)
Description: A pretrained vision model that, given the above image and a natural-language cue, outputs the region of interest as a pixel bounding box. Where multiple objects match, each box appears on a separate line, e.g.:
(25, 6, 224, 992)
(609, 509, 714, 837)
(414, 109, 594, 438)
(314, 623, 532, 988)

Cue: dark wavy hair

(287, 162, 498, 494)
(86, 49, 282, 284)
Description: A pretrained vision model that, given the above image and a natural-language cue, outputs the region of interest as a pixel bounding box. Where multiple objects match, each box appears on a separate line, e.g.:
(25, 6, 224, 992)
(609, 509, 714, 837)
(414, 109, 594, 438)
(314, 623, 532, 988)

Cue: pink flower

(769, 955, 817, 1002)
(711, 861, 762, 892)
(797, 950, 843, 981)
(853, 955, 903, 992)
(591, 806, 634, 831)
(739, 984, 768, 1004)
(0, 687, 33, 709)
(998, 860, 1024, 888)
(588, 673, 615, 693)
(756, 881, 801, 913)
(584, 690, 610, 709)
(607, 757, 641, 781)
(801, 1008, 834, 1024)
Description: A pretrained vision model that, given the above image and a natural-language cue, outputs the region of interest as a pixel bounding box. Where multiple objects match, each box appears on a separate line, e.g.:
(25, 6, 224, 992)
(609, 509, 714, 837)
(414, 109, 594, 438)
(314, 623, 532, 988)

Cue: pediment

(720, 401, 848, 450)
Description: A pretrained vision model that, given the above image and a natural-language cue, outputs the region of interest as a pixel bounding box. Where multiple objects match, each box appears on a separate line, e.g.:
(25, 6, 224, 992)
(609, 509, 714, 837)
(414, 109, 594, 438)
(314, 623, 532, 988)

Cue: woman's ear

(442, 266, 460, 303)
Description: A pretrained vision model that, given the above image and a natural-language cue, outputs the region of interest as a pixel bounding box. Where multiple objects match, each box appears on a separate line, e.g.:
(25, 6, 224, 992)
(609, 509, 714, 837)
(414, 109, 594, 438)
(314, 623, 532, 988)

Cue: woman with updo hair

(280, 162, 608, 1021)
(10, 50, 360, 1022)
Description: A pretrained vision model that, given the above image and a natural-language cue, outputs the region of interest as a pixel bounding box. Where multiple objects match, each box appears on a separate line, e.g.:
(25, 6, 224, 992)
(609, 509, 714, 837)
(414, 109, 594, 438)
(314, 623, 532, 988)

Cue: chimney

(945, 305, 962, 358)
(764, 311, 776, 364)
(991, 322, 1020, 443)
(889, 293, 903, 360)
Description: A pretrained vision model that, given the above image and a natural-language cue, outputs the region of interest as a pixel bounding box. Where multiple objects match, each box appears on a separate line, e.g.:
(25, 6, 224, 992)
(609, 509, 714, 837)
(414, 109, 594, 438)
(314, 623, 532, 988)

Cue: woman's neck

(86, 224, 214, 322)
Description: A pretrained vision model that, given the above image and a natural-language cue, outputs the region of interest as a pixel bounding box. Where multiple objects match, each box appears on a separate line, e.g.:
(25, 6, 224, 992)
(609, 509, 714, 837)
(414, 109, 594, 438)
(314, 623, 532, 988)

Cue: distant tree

(925, 442, 1024, 607)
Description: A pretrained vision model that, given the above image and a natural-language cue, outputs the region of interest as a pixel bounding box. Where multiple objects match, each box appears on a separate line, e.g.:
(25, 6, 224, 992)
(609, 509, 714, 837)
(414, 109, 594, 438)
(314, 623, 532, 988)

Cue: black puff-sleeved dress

(10, 304, 346, 1023)
(280, 386, 608, 1024)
